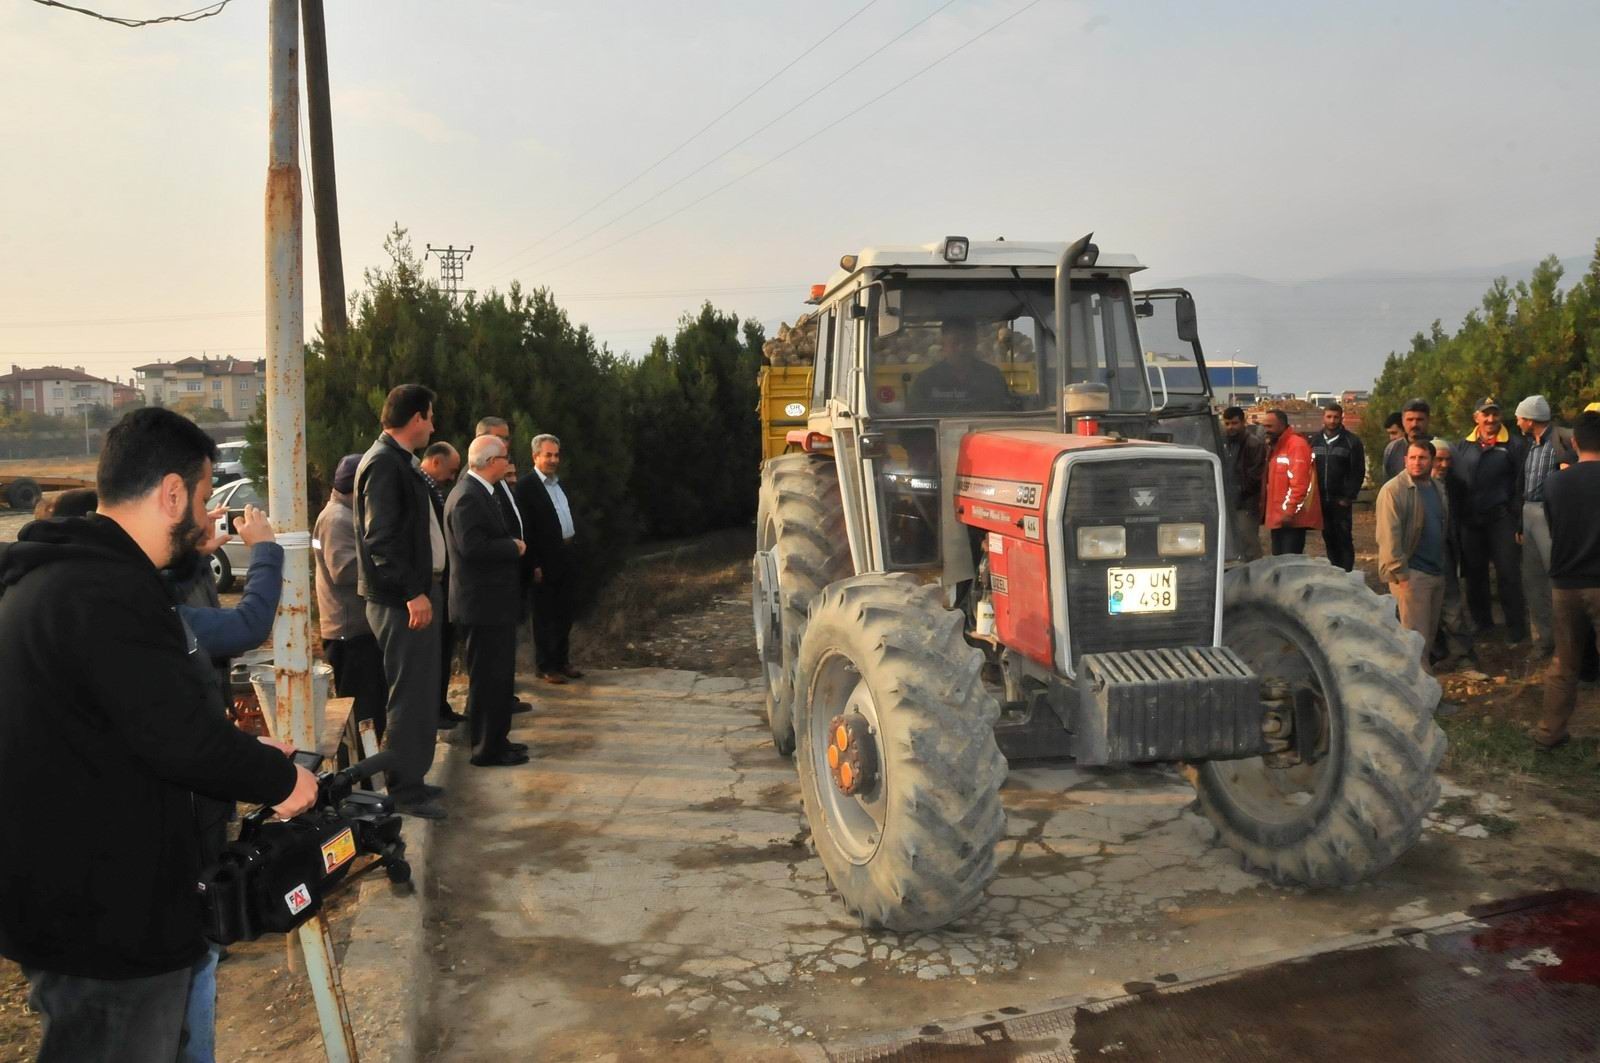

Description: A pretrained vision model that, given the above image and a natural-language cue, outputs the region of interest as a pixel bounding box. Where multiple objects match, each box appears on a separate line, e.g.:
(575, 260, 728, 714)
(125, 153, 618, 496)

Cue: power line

(489, 0, 961, 287)
(533, 0, 1047, 279)
(26, 0, 233, 28)
(473, 0, 884, 280)
(0, 310, 262, 328)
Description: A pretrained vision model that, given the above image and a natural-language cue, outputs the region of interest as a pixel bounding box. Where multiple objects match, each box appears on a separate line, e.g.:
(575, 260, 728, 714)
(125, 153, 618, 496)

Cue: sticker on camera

(321, 828, 357, 874)
(285, 883, 313, 916)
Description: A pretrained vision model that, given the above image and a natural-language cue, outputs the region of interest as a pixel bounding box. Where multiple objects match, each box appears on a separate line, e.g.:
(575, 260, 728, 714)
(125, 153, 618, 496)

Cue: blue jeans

(181, 943, 222, 1063)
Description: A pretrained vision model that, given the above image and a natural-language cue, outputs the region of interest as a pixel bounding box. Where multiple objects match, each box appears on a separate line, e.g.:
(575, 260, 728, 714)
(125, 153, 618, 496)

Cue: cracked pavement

(418, 668, 1596, 1061)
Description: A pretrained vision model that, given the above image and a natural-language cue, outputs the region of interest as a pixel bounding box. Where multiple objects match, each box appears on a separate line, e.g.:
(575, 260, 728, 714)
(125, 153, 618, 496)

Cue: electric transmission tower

(425, 243, 475, 301)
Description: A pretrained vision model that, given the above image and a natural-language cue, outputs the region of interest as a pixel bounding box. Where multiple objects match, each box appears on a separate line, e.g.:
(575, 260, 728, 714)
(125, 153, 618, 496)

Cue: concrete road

(418, 669, 1597, 1061)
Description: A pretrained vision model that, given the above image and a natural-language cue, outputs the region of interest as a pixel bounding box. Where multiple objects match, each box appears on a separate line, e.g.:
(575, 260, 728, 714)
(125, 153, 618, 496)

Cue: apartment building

(133, 356, 266, 418)
(0, 365, 136, 416)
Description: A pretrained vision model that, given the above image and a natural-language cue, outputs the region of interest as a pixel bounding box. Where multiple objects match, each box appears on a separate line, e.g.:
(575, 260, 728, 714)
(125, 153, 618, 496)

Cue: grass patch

(1440, 714, 1600, 796)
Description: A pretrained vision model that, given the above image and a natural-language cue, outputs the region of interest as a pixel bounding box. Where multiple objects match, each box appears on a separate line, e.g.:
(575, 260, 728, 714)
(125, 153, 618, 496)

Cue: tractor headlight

(1076, 525, 1126, 560)
(1157, 522, 1207, 557)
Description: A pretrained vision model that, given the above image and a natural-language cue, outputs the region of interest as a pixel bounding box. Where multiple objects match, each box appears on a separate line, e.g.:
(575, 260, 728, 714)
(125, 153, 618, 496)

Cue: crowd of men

(0, 387, 583, 1058)
(1223, 395, 1600, 753)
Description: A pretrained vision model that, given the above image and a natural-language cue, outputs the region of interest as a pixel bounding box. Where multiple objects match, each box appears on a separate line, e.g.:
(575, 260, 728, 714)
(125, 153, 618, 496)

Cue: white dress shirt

(539, 469, 575, 540)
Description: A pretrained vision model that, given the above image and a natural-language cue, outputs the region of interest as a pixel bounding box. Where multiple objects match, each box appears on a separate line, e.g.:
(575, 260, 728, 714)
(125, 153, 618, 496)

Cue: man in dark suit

(419, 441, 464, 728)
(475, 416, 533, 716)
(515, 433, 584, 684)
(445, 435, 531, 767)
(355, 384, 447, 819)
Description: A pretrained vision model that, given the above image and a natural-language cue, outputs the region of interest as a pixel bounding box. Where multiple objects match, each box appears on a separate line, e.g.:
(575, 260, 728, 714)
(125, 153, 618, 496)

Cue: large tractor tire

(6, 477, 42, 512)
(752, 454, 849, 755)
(1195, 555, 1446, 887)
(793, 574, 1008, 931)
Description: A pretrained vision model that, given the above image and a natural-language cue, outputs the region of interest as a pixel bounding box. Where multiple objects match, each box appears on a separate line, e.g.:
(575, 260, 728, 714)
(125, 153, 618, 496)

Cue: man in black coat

(419, 441, 465, 728)
(1451, 396, 1529, 641)
(355, 384, 448, 819)
(515, 433, 584, 684)
(1310, 402, 1366, 571)
(445, 435, 531, 766)
(0, 407, 316, 1060)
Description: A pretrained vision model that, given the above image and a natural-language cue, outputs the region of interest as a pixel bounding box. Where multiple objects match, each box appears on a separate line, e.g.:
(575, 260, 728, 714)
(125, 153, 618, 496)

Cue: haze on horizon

(2, 0, 1596, 393)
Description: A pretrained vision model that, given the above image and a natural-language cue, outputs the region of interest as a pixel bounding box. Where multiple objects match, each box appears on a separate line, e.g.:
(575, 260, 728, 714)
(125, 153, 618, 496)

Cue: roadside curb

(339, 725, 462, 1062)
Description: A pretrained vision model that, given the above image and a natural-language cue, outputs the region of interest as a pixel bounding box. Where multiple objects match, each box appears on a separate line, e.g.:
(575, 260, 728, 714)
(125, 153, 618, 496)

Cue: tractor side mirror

(1175, 295, 1199, 343)
(1135, 300, 1154, 318)
(877, 286, 903, 339)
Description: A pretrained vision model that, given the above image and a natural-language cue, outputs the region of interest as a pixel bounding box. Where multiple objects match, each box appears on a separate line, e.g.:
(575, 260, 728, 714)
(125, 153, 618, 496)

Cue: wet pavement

(418, 668, 1600, 1061)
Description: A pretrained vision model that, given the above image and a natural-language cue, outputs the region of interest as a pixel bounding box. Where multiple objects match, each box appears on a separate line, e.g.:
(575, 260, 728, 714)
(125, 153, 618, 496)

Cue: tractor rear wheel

(6, 477, 41, 512)
(793, 574, 1007, 931)
(753, 455, 849, 755)
(1195, 555, 1446, 887)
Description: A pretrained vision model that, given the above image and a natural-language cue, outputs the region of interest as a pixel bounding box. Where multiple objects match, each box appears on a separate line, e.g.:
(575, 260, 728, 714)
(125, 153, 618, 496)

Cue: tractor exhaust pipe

(1055, 232, 1096, 435)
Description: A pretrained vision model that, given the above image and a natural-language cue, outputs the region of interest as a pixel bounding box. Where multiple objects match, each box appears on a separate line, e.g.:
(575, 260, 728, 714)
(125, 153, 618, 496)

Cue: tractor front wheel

(793, 574, 1007, 931)
(1195, 555, 1445, 886)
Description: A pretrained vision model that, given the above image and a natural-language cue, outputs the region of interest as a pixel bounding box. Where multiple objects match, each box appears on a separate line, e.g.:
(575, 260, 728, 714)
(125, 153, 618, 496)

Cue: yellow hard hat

(1587, 401, 1600, 413)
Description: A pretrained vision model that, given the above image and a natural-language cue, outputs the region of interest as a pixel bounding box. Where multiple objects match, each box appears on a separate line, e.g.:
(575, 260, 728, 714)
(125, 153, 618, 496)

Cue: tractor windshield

(867, 277, 1145, 417)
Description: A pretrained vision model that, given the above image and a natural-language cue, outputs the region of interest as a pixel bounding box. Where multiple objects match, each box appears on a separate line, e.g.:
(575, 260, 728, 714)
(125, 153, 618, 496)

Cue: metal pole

(267, 5, 359, 1062)
(300, 0, 347, 338)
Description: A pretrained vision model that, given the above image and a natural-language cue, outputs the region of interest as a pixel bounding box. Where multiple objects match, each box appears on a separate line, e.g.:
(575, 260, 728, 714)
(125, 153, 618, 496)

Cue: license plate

(1107, 566, 1177, 614)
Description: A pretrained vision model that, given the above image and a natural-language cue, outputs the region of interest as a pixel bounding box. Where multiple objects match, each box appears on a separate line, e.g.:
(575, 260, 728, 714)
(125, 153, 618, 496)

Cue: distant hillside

(1149, 256, 1590, 394)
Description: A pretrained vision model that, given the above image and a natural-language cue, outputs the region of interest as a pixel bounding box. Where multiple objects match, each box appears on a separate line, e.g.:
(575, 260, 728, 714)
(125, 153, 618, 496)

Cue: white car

(214, 440, 249, 485)
(208, 476, 267, 591)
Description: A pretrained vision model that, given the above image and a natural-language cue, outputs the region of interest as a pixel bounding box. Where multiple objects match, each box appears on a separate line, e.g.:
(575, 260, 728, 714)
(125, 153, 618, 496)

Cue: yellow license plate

(1107, 566, 1177, 614)
(320, 827, 356, 874)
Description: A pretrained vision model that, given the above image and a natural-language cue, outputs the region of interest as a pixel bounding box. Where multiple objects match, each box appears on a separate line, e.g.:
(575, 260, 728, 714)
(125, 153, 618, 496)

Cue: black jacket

(1311, 428, 1366, 504)
(354, 432, 436, 606)
(0, 516, 297, 979)
(1222, 430, 1267, 513)
(1451, 431, 1524, 525)
(444, 475, 524, 626)
(1544, 462, 1600, 589)
(513, 473, 575, 582)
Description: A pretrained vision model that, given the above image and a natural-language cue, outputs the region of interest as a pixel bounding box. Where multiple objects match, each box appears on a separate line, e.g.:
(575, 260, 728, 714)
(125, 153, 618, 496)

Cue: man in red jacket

(1261, 410, 1323, 556)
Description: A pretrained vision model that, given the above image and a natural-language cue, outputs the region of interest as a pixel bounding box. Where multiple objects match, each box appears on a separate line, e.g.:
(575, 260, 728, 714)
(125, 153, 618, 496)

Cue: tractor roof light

(1074, 243, 1100, 268)
(942, 236, 970, 263)
(807, 283, 827, 304)
(839, 254, 859, 271)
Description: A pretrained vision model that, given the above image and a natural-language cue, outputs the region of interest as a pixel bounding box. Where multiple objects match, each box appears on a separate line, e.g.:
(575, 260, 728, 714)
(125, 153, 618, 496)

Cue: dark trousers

(462, 622, 515, 759)
(1271, 527, 1308, 556)
(366, 583, 443, 799)
(530, 561, 576, 673)
(1320, 501, 1355, 571)
(439, 618, 456, 715)
(24, 964, 193, 1063)
(325, 633, 387, 743)
(1539, 587, 1600, 741)
(1460, 511, 1527, 637)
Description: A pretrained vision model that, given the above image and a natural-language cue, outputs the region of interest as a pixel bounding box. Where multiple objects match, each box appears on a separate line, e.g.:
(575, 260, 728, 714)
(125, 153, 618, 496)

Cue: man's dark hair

(1574, 411, 1600, 453)
(97, 407, 218, 506)
(1222, 406, 1245, 421)
(1403, 398, 1431, 415)
(52, 488, 99, 518)
(1323, 402, 1343, 414)
(474, 416, 508, 435)
(1267, 409, 1289, 428)
(1383, 411, 1403, 430)
(380, 384, 435, 430)
(1407, 438, 1437, 459)
(422, 442, 457, 461)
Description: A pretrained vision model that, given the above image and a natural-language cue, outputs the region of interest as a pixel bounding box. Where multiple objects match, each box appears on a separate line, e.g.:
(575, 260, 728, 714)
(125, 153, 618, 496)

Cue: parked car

(214, 440, 249, 485)
(208, 476, 266, 591)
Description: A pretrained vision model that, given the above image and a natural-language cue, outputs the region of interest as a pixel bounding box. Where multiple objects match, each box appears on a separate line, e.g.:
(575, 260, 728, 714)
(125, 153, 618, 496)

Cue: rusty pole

(268, 5, 360, 1060)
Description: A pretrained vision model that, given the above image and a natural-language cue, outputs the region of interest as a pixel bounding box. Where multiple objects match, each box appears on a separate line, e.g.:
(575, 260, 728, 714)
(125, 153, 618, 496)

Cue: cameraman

(0, 408, 317, 1061)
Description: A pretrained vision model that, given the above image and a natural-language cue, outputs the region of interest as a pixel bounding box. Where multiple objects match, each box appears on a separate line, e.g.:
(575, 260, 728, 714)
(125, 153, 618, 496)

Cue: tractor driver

(908, 318, 1013, 414)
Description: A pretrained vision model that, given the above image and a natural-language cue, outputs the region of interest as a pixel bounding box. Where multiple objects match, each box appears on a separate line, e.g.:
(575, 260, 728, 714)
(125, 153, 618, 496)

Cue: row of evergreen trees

(1361, 241, 1600, 468)
(246, 226, 765, 596)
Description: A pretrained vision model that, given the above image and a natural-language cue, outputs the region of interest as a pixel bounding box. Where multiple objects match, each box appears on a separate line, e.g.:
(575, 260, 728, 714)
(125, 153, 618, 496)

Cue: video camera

(197, 750, 410, 945)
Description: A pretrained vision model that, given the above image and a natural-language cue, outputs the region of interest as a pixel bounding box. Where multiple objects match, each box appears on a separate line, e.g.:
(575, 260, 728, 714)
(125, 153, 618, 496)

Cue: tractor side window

(871, 424, 942, 568)
(1136, 291, 1210, 410)
(836, 304, 859, 403)
(810, 309, 835, 412)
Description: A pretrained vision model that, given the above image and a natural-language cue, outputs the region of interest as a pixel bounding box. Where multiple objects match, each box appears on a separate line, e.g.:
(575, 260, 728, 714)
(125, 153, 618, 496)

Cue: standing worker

(1220, 406, 1266, 562)
(1377, 438, 1450, 672)
(1533, 411, 1600, 750)
(1384, 399, 1432, 481)
(355, 384, 448, 820)
(1514, 395, 1577, 658)
(1310, 402, 1365, 571)
(1452, 396, 1528, 642)
(315, 454, 389, 742)
(516, 433, 585, 684)
(1261, 410, 1322, 556)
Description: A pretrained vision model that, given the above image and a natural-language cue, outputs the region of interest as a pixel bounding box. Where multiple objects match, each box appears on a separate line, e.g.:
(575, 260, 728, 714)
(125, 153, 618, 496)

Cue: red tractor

(752, 235, 1444, 931)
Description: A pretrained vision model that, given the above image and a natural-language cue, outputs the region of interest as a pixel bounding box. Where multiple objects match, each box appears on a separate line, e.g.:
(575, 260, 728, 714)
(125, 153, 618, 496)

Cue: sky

(2, 0, 1597, 392)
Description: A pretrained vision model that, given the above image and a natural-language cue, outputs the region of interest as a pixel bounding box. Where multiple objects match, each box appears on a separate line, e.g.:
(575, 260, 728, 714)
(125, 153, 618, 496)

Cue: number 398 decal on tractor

(752, 235, 1445, 931)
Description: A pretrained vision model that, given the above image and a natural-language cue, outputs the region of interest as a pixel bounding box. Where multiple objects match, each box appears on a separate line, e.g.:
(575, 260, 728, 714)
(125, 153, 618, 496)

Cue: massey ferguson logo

(1131, 488, 1157, 508)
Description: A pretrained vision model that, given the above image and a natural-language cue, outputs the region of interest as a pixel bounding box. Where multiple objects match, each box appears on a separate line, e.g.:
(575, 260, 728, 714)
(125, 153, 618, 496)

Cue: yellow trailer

(756, 365, 812, 460)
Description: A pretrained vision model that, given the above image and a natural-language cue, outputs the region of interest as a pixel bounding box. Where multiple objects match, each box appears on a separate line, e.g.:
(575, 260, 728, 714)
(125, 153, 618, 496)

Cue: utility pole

(266, 3, 360, 1060)
(301, 0, 346, 337)
(425, 243, 475, 301)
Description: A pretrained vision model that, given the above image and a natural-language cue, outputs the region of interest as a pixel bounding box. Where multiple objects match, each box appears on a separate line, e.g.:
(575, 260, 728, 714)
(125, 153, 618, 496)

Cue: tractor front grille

(1062, 456, 1220, 669)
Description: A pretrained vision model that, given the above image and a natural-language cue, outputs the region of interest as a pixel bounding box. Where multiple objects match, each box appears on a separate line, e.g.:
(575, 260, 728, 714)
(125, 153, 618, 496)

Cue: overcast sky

(2, 0, 1596, 391)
